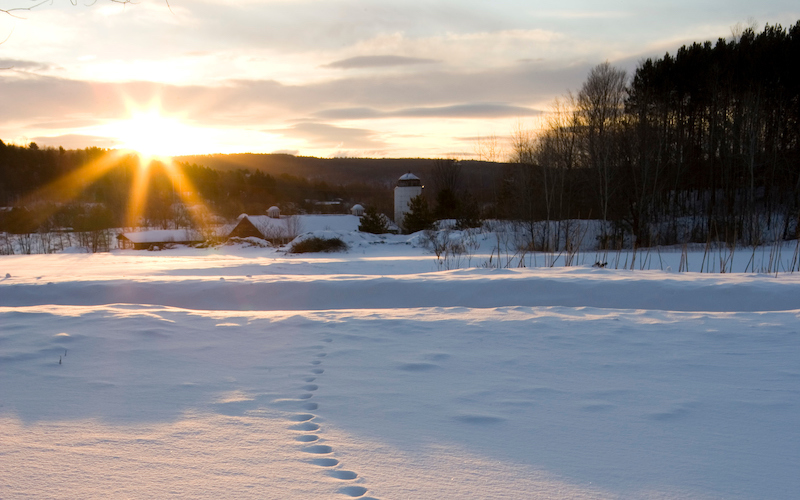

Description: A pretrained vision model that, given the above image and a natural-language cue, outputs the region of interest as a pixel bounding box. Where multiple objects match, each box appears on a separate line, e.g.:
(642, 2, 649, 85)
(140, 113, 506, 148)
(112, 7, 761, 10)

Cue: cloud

(26, 119, 103, 130)
(31, 134, 121, 149)
(0, 59, 54, 71)
(314, 103, 541, 120)
(0, 61, 585, 142)
(272, 122, 385, 150)
(323, 55, 439, 69)
(533, 10, 633, 20)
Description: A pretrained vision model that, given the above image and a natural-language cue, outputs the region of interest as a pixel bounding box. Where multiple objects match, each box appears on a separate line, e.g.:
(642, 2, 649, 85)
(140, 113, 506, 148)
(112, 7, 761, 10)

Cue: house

(226, 215, 265, 240)
(226, 214, 363, 243)
(117, 229, 204, 250)
(226, 214, 301, 244)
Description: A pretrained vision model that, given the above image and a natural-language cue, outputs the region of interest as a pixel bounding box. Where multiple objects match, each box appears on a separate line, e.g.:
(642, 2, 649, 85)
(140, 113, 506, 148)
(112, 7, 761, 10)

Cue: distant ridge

(173, 153, 503, 187)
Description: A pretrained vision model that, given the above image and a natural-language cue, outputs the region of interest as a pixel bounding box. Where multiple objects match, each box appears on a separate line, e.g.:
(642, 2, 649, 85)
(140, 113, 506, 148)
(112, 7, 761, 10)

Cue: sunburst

(106, 100, 198, 161)
(23, 99, 217, 234)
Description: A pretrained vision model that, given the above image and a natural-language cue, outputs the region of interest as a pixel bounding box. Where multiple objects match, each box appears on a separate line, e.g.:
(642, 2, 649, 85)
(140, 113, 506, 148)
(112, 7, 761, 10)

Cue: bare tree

(430, 158, 462, 195)
(534, 93, 581, 246)
(473, 133, 504, 162)
(1, 1, 147, 18)
(577, 61, 627, 247)
(507, 122, 538, 248)
(2, 1, 172, 45)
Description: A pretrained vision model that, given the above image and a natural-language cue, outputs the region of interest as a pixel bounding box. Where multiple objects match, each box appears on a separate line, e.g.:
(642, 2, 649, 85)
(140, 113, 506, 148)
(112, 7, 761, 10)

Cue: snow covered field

(2, 233, 799, 499)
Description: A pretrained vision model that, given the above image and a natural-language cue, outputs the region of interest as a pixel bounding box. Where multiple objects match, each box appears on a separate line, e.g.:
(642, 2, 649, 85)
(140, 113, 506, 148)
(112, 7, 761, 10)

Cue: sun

(109, 108, 197, 160)
(97, 97, 221, 160)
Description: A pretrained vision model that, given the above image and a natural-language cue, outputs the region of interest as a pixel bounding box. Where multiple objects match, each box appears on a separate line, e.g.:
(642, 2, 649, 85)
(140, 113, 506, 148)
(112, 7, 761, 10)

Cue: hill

(173, 154, 504, 190)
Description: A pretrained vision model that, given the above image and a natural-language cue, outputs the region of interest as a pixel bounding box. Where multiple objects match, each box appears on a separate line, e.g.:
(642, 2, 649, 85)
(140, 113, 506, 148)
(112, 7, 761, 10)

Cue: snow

(1, 234, 799, 499)
(120, 229, 202, 244)
(244, 214, 362, 235)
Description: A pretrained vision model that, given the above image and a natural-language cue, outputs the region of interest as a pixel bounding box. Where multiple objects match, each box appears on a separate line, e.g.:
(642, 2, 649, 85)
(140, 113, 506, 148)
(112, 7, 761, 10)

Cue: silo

(394, 173, 423, 227)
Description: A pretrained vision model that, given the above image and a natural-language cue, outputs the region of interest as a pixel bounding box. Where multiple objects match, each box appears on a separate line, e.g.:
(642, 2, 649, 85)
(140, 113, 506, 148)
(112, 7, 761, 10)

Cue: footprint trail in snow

(284, 337, 378, 499)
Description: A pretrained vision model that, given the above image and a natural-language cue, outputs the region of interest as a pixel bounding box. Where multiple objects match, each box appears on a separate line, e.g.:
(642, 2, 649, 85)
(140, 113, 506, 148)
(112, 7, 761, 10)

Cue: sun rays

(124, 154, 209, 229)
(22, 99, 217, 232)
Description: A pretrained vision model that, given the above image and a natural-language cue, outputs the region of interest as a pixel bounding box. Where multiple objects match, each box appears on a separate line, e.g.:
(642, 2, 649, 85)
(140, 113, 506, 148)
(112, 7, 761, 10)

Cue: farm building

(227, 214, 363, 243)
(394, 173, 423, 226)
(117, 229, 204, 250)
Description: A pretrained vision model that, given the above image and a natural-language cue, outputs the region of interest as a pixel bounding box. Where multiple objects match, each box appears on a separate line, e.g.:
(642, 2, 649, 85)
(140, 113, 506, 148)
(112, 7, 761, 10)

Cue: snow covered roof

(119, 229, 202, 244)
(397, 172, 422, 187)
(235, 214, 362, 237)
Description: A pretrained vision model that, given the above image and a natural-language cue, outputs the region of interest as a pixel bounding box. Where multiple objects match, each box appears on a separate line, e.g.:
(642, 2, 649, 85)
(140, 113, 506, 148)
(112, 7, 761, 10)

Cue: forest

(503, 21, 800, 250)
(1, 21, 798, 253)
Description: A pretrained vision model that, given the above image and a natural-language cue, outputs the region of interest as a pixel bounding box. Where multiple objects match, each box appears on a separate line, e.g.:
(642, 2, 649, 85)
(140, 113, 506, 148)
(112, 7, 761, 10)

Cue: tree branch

(1, 1, 52, 20)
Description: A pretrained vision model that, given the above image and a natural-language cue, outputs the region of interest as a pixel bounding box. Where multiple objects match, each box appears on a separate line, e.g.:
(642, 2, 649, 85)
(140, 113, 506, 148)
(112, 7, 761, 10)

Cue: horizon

(0, 140, 510, 163)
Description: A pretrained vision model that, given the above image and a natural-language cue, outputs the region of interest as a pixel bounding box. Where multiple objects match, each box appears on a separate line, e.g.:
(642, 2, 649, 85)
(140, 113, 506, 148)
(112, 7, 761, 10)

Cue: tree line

(502, 21, 800, 250)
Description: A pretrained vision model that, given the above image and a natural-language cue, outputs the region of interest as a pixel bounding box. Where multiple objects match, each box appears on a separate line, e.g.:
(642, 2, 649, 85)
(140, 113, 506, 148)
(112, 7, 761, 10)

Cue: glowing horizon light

(105, 108, 203, 160)
(87, 102, 285, 157)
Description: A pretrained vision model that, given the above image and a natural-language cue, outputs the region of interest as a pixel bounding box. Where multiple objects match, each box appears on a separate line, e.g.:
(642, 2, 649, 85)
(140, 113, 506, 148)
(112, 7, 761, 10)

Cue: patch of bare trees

(504, 21, 800, 253)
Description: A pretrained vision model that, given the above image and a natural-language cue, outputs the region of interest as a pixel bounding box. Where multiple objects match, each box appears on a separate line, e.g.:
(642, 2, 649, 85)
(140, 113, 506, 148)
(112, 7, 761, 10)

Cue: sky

(0, 1, 798, 159)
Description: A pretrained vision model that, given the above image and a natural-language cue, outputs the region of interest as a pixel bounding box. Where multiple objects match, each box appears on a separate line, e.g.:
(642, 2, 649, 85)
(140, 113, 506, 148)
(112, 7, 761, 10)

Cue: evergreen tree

(402, 195, 435, 234)
(435, 187, 460, 219)
(455, 196, 482, 229)
(358, 205, 391, 234)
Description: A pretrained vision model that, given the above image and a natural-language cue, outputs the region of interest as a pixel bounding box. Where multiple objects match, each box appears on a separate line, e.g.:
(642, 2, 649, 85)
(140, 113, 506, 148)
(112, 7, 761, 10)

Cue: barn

(117, 229, 204, 250)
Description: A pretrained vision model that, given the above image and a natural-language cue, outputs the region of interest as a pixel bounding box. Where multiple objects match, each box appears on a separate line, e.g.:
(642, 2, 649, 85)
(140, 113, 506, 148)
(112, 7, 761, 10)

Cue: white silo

(394, 172, 423, 226)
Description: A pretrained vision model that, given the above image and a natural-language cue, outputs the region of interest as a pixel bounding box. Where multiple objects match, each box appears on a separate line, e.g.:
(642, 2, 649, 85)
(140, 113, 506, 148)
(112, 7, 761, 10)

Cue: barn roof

(229, 214, 362, 239)
(118, 229, 202, 244)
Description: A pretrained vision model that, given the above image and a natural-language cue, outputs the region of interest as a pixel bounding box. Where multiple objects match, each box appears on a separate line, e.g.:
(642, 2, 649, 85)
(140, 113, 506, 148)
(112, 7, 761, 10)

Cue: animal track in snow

(302, 444, 333, 454)
(328, 470, 358, 480)
(339, 486, 369, 497)
(290, 421, 320, 431)
(310, 458, 339, 467)
(289, 336, 376, 498)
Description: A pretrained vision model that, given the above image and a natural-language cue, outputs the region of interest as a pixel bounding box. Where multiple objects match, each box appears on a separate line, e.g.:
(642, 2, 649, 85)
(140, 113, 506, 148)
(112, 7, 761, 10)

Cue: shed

(117, 229, 203, 250)
(226, 216, 264, 240)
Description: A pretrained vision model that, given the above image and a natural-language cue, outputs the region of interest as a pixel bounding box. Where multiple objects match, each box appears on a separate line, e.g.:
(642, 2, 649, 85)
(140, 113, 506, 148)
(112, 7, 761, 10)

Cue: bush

(289, 236, 348, 253)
